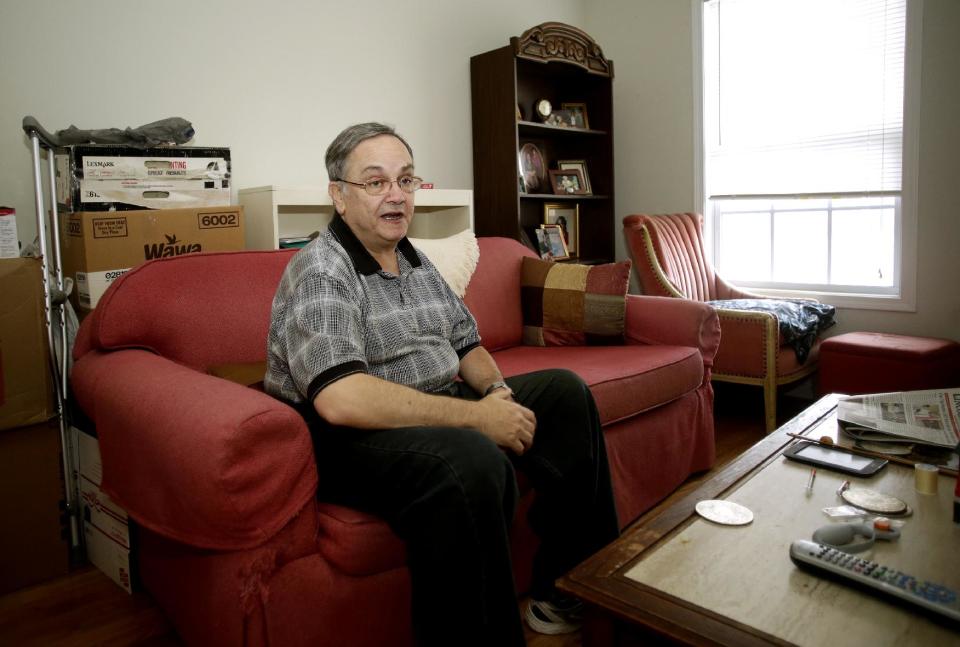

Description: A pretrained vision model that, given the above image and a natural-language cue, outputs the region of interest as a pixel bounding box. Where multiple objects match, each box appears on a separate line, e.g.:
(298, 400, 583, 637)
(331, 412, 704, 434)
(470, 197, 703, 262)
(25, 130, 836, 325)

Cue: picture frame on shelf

(549, 169, 588, 195)
(557, 159, 592, 195)
(561, 102, 589, 129)
(544, 110, 575, 128)
(533, 227, 552, 260)
(543, 203, 579, 258)
(518, 142, 548, 193)
(540, 224, 570, 261)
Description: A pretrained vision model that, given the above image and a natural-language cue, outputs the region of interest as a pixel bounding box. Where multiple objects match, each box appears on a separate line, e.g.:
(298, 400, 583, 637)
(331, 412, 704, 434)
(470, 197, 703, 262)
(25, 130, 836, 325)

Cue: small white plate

(695, 499, 754, 526)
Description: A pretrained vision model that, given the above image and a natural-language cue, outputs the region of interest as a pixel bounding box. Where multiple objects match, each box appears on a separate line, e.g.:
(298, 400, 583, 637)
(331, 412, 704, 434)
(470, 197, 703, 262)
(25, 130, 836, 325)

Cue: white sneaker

(524, 596, 583, 635)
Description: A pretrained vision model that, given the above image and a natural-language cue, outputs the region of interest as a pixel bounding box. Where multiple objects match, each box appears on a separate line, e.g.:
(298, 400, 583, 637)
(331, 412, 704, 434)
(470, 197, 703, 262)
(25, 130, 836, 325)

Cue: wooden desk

(559, 395, 960, 646)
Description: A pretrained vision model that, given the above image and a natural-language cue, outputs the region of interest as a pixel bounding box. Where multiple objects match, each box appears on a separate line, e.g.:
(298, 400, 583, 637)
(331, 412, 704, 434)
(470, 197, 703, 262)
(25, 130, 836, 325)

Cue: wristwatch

(483, 380, 511, 396)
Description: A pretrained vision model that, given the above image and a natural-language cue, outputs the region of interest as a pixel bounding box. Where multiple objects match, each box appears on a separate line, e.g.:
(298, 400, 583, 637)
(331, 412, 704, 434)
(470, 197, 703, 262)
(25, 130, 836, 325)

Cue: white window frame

(692, 0, 922, 312)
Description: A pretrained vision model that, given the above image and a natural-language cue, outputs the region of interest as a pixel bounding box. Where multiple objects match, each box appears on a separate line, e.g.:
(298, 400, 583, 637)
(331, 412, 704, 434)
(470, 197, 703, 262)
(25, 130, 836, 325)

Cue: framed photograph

(533, 227, 552, 259)
(543, 203, 579, 257)
(540, 224, 570, 261)
(518, 142, 548, 193)
(557, 159, 592, 195)
(549, 168, 588, 195)
(561, 102, 589, 129)
(544, 110, 575, 128)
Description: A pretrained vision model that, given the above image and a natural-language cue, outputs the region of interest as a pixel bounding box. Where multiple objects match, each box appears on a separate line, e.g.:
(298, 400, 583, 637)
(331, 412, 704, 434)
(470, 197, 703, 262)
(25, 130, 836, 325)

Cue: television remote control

(789, 539, 960, 624)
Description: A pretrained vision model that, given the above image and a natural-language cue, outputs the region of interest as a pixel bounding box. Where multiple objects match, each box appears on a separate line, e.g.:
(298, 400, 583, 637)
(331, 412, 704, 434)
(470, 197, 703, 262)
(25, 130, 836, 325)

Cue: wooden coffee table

(558, 394, 960, 646)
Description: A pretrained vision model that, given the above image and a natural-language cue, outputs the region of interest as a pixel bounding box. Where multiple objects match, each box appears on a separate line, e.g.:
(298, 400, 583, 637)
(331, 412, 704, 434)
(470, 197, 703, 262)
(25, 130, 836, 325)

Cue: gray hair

(325, 122, 414, 182)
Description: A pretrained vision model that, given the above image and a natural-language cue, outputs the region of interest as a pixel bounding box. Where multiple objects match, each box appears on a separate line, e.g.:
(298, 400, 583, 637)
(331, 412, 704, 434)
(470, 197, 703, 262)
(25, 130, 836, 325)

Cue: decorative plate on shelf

(518, 143, 547, 193)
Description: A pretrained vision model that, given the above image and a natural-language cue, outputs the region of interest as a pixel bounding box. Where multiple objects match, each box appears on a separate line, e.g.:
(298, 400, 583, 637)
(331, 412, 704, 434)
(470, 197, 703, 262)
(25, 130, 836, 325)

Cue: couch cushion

(490, 344, 704, 425)
(315, 503, 407, 576)
(208, 361, 268, 389)
(463, 238, 534, 352)
(520, 257, 630, 346)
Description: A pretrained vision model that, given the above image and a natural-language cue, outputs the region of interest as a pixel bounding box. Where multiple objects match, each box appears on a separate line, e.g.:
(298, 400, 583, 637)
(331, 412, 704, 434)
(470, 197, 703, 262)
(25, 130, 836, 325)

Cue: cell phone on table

(783, 440, 888, 476)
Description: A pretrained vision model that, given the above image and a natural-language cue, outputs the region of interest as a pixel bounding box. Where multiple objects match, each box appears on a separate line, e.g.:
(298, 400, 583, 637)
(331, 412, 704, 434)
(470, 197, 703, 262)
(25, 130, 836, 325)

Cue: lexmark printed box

(77, 178, 230, 211)
(55, 145, 231, 211)
(60, 206, 245, 311)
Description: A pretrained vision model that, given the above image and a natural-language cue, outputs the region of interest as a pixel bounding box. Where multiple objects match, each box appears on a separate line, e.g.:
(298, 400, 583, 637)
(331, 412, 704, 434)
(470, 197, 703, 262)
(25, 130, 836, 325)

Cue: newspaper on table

(837, 388, 960, 450)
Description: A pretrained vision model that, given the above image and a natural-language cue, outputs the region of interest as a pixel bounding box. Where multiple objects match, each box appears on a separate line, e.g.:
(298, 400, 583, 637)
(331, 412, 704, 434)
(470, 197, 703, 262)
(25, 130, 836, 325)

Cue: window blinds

(704, 0, 906, 197)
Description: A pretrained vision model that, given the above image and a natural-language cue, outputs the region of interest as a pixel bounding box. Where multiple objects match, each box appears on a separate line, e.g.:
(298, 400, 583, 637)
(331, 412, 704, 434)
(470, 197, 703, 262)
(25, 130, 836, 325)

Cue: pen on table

(805, 468, 817, 494)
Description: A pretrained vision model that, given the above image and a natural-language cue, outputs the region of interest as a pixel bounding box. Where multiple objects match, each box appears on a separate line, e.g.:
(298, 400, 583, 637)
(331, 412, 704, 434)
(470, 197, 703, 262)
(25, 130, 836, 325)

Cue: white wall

(0, 0, 582, 245)
(4, 0, 956, 340)
(585, 0, 697, 295)
(588, 0, 960, 341)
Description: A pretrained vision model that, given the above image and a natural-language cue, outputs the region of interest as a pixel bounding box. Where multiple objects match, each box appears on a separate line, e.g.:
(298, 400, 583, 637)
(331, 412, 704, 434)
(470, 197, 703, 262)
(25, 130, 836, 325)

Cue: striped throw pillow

(520, 256, 631, 346)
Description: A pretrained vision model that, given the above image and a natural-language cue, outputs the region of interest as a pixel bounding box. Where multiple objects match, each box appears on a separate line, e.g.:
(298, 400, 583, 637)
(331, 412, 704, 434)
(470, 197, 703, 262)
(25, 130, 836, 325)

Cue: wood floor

(0, 383, 812, 647)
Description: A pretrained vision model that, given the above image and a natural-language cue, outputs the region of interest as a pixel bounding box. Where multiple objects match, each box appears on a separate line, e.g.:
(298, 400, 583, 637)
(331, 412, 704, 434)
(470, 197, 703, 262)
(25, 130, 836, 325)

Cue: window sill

(742, 287, 917, 313)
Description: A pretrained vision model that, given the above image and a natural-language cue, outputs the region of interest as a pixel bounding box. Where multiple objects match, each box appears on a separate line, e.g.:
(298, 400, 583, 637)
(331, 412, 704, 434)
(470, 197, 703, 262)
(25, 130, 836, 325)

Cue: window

(700, 0, 919, 309)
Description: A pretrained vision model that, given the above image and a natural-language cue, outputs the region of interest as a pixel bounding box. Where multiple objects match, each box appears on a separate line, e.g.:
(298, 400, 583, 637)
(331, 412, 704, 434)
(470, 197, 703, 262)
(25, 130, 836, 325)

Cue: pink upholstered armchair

(623, 213, 820, 432)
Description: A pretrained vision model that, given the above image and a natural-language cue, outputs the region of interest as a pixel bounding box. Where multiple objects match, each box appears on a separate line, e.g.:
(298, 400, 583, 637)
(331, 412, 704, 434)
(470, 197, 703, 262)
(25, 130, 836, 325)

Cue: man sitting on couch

(264, 122, 619, 645)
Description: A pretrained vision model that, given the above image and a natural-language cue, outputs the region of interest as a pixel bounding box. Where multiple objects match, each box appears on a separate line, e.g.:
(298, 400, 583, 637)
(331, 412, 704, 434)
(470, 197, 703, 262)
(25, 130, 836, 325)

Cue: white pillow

(408, 229, 479, 298)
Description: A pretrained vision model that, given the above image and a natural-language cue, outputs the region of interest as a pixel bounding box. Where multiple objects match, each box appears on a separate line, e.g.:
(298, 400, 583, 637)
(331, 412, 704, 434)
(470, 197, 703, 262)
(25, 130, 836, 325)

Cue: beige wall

(0, 0, 582, 245)
(588, 0, 959, 341)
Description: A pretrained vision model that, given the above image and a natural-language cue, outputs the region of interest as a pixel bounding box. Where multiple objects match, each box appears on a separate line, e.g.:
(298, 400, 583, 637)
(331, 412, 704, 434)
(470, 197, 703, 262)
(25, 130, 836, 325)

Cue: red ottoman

(819, 331, 960, 395)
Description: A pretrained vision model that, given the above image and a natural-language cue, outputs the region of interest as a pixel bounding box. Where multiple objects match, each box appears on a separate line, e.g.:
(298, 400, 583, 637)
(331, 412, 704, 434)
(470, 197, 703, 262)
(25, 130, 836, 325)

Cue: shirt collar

(328, 214, 422, 276)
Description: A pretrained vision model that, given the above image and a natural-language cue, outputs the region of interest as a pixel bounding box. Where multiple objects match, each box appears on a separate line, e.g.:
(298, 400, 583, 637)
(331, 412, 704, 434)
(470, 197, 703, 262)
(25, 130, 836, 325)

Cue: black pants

(309, 369, 619, 647)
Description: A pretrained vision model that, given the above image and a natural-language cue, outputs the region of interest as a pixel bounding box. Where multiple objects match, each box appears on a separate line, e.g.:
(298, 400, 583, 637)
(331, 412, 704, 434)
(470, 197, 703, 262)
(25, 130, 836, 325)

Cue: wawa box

(60, 205, 244, 311)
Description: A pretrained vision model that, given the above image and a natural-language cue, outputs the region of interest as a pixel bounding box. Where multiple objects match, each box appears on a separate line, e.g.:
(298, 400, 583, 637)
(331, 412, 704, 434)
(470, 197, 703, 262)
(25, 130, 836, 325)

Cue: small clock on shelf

(535, 98, 553, 122)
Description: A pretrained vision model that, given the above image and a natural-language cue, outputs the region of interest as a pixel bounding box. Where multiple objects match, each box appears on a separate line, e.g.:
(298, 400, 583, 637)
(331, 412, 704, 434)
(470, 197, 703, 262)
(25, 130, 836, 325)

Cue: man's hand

(475, 389, 536, 455)
(315, 370, 536, 454)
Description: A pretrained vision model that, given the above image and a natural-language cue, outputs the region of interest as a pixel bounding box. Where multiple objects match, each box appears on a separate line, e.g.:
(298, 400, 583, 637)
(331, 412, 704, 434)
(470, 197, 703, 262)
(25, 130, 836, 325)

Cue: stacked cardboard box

(0, 259, 68, 595)
(76, 425, 134, 593)
(51, 144, 242, 313)
(55, 145, 231, 212)
(0, 258, 55, 432)
(0, 421, 71, 595)
(60, 205, 245, 312)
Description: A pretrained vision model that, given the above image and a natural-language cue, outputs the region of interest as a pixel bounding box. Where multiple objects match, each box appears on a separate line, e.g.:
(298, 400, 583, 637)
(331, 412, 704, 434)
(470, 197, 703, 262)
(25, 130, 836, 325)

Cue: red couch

(71, 237, 719, 646)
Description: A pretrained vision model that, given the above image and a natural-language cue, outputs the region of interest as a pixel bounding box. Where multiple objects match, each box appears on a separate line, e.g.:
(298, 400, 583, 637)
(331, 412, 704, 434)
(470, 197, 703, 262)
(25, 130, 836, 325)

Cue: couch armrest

(72, 349, 317, 551)
(624, 295, 721, 368)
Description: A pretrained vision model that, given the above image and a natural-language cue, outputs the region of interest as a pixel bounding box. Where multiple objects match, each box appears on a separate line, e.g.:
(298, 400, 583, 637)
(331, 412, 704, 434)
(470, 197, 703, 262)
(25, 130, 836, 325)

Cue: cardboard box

(60, 205, 245, 311)
(0, 258, 55, 431)
(0, 207, 19, 258)
(0, 420, 70, 595)
(76, 426, 134, 594)
(75, 177, 230, 211)
(55, 144, 231, 211)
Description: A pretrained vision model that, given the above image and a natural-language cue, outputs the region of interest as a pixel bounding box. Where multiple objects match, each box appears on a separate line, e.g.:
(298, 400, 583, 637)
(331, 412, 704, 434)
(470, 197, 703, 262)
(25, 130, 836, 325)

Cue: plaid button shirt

(265, 215, 480, 405)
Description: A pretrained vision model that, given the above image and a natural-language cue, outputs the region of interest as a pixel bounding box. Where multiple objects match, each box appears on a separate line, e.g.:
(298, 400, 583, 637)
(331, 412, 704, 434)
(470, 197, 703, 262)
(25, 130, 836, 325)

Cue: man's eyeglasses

(336, 175, 423, 196)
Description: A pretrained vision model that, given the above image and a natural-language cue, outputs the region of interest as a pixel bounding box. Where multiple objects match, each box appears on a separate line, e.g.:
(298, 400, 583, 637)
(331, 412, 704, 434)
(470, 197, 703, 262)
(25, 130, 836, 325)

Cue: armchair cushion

(707, 298, 835, 363)
(520, 257, 630, 346)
